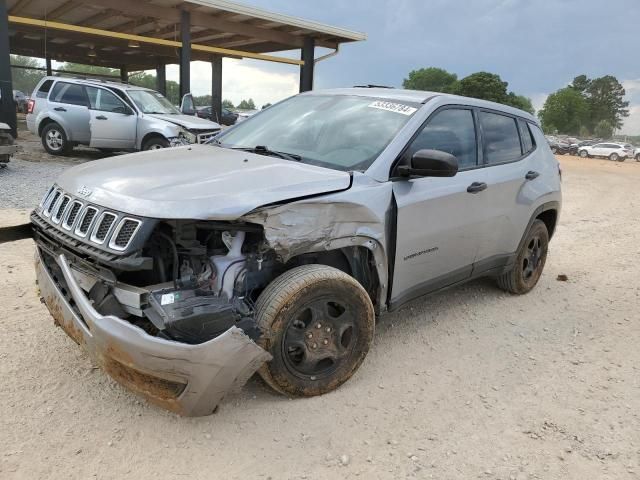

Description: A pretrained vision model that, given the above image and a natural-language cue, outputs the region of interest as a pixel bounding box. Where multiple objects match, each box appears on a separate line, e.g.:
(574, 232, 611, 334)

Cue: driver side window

(405, 108, 478, 169)
(86, 86, 127, 113)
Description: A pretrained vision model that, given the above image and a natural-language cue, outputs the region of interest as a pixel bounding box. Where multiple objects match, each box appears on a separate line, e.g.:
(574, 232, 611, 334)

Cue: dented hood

(55, 145, 351, 220)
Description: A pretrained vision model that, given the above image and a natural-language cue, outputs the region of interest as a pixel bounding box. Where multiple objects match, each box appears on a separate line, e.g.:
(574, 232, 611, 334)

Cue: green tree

(237, 98, 256, 110)
(570, 75, 590, 94)
(579, 125, 591, 138)
(402, 67, 458, 92)
(58, 62, 118, 77)
(452, 72, 508, 103)
(10, 55, 45, 94)
(585, 75, 629, 129)
(593, 120, 614, 139)
(505, 92, 535, 115)
(222, 99, 235, 109)
(538, 87, 589, 135)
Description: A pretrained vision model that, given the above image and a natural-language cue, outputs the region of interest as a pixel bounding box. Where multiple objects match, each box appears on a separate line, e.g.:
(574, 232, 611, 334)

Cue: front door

(86, 86, 137, 149)
(390, 107, 488, 306)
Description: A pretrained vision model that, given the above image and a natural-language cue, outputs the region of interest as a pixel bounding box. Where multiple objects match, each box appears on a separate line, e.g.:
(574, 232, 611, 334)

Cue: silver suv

(21, 88, 561, 416)
(26, 76, 221, 155)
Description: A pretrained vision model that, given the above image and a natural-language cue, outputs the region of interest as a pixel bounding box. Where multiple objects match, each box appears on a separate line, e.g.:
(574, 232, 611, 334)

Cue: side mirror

(113, 105, 133, 115)
(181, 93, 196, 116)
(398, 149, 459, 178)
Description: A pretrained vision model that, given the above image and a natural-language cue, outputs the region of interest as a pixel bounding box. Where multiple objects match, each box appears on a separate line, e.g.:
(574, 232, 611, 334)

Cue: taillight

(27, 99, 35, 114)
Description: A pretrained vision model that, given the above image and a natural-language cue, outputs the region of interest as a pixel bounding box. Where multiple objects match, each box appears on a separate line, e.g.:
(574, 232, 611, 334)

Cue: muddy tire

(255, 264, 375, 397)
(496, 220, 549, 295)
(42, 122, 72, 155)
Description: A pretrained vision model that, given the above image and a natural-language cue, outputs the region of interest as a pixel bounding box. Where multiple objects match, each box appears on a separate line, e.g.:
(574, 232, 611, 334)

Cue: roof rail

(353, 84, 395, 89)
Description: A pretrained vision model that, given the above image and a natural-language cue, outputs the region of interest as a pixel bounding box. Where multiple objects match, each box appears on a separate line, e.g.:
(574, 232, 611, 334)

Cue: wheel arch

(285, 243, 384, 314)
(140, 132, 169, 150)
(518, 201, 560, 254)
(38, 117, 67, 137)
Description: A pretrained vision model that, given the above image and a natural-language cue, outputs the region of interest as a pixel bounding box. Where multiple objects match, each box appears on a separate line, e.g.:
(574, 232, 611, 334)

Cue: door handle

(53, 107, 66, 112)
(467, 182, 487, 194)
(95, 115, 108, 120)
(525, 170, 540, 180)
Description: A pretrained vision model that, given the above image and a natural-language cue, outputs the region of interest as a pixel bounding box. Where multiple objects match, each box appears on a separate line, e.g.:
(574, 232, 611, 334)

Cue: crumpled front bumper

(35, 248, 271, 416)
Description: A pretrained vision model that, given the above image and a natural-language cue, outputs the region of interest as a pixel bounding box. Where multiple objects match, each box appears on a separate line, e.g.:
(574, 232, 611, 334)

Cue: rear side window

(405, 108, 478, 169)
(518, 119, 536, 154)
(36, 80, 54, 98)
(480, 111, 522, 164)
(50, 82, 88, 106)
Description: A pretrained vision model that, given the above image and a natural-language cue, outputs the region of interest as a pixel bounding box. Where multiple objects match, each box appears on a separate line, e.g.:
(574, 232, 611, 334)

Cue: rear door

(390, 106, 488, 305)
(85, 86, 137, 149)
(476, 112, 538, 270)
(48, 81, 91, 143)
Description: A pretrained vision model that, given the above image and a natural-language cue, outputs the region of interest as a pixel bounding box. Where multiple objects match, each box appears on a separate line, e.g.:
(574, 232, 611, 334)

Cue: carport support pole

(179, 9, 191, 98)
(0, 0, 16, 138)
(211, 55, 222, 123)
(120, 66, 128, 83)
(45, 56, 52, 76)
(156, 63, 166, 96)
(299, 37, 315, 92)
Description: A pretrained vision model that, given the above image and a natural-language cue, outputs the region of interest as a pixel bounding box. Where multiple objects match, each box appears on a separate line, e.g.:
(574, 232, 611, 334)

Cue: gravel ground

(0, 158, 74, 209)
(1, 155, 640, 479)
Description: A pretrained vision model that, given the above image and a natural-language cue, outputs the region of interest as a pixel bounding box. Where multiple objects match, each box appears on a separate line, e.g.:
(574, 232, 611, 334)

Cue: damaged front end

(32, 186, 277, 416)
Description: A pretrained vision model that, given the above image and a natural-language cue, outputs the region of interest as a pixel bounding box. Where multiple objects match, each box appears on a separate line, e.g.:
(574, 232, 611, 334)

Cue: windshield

(127, 89, 180, 114)
(216, 94, 419, 171)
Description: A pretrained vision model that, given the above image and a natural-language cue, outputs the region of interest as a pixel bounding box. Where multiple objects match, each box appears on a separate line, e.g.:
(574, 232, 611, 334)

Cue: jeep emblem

(77, 185, 92, 197)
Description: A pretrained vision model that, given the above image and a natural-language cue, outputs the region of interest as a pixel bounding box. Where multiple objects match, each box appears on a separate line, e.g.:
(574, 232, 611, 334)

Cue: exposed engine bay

(37, 219, 287, 345)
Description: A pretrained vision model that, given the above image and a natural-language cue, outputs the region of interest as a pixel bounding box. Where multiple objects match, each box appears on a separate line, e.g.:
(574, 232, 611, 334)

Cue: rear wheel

(550, 146, 558, 154)
(41, 123, 72, 155)
(255, 265, 375, 397)
(496, 220, 549, 294)
(609, 152, 620, 161)
(635, 153, 640, 162)
(142, 136, 169, 150)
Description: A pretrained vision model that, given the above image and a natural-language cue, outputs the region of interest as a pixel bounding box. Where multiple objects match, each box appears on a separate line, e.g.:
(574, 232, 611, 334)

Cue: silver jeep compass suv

(20, 88, 561, 416)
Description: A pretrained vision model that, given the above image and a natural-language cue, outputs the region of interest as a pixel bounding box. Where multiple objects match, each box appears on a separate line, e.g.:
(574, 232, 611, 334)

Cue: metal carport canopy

(1, 0, 365, 137)
(6, 0, 366, 70)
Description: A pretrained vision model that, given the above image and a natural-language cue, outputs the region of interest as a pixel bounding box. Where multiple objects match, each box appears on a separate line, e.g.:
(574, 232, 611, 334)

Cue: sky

(156, 0, 638, 134)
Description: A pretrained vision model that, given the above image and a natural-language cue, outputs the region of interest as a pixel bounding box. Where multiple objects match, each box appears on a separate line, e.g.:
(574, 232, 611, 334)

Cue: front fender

(136, 117, 181, 149)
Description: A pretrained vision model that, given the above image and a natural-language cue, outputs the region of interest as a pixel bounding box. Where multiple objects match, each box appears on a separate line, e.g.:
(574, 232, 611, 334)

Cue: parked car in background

(546, 136, 572, 155)
(235, 109, 259, 122)
(13, 90, 28, 113)
(26, 76, 221, 155)
(196, 106, 238, 126)
(577, 140, 598, 148)
(23, 88, 561, 415)
(578, 142, 632, 161)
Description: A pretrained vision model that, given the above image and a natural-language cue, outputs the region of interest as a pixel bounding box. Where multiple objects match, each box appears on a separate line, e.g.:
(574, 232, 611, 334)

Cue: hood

(146, 113, 221, 130)
(56, 145, 351, 220)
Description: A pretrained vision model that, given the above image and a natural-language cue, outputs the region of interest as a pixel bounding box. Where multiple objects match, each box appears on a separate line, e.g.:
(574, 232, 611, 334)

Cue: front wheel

(579, 150, 589, 158)
(550, 146, 558, 154)
(142, 136, 170, 150)
(496, 219, 549, 294)
(255, 265, 375, 397)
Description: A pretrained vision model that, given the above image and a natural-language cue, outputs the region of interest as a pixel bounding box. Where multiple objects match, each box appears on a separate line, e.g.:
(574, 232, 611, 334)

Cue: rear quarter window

(518, 119, 536, 155)
(480, 111, 522, 164)
(36, 79, 54, 98)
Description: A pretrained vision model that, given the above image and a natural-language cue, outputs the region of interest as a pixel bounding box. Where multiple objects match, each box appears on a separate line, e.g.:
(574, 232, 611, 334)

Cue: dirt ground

(1, 155, 639, 480)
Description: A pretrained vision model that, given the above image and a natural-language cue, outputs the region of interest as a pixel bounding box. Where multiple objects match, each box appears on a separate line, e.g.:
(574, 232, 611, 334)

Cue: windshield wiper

(232, 145, 302, 162)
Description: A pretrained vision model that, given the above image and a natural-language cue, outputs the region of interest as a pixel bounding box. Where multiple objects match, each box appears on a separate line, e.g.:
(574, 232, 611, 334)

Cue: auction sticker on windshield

(368, 101, 417, 116)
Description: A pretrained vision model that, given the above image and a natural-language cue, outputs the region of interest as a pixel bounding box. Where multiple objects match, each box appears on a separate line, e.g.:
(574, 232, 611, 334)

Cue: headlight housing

(177, 128, 197, 144)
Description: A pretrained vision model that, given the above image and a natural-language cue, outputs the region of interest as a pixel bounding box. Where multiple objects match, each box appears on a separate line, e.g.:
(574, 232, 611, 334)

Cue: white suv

(578, 142, 633, 161)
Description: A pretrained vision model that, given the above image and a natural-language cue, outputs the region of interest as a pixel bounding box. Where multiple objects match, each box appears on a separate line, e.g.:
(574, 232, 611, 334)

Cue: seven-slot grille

(37, 186, 142, 251)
